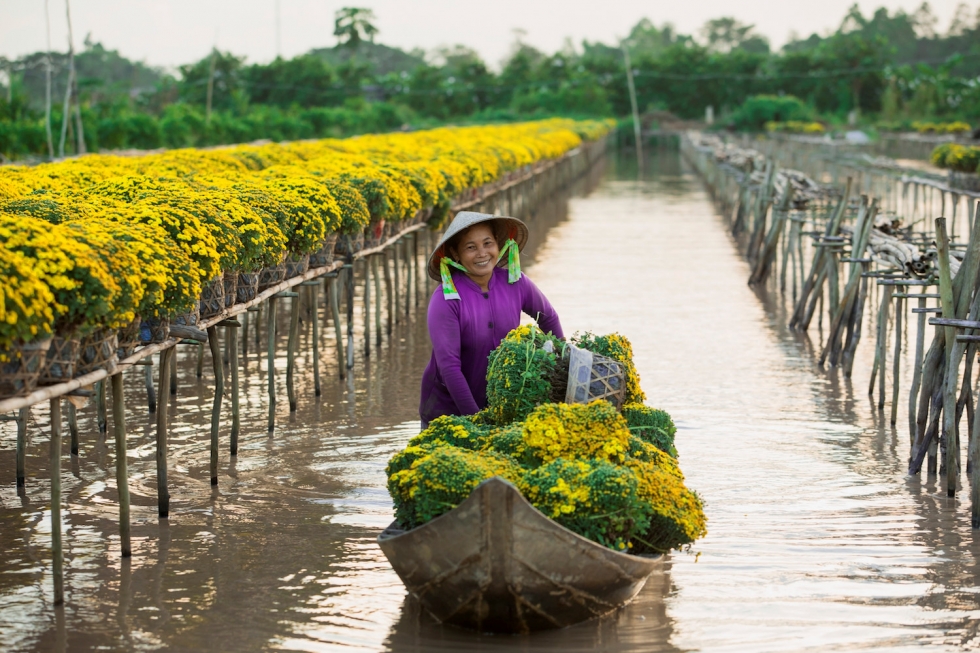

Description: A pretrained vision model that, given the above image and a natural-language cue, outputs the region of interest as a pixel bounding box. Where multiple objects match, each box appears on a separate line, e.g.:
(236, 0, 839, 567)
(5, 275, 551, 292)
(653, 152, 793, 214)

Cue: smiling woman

(419, 211, 564, 426)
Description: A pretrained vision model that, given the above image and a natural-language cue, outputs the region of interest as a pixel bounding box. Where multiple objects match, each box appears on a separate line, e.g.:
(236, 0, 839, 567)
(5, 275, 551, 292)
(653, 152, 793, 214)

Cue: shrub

(728, 95, 812, 131)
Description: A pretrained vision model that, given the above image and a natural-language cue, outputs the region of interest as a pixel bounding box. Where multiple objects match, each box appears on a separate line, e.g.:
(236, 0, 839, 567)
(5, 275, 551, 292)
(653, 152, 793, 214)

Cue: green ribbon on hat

(440, 257, 469, 300)
(497, 238, 522, 284)
(440, 238, 522, 301)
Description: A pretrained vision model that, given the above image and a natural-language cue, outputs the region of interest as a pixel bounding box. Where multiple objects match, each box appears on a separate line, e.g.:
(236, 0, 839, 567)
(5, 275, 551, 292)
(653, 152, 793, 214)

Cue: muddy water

(3, 149, 980, 652)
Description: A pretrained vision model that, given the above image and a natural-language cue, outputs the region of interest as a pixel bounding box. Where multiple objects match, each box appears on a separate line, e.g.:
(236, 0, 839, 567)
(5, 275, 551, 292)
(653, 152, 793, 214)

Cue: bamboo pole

(50, 397, 64, 605)
(207, 325, 223, 485)
(363, 257, 372, 357)
(329, 275, 345, 380)
(156, 349, 171, 518)
(842, 264, 871, 378)
(111, 373, 131, 557)
(309, 281, 322, 397)
(393, 241, 401, 324)
(67, 402, 79, 455)
(404, 238, 412, 320)
(414, 230, 421, 308)
(345, 264, 355, 370)
(936, 218, 960, 496)
(383, 249, 394, 335)
(287, 294, 300, 410)
(229, 323, 240, 455)
(144, 362, 155, 413)
(373, 255, 382, 347)
(891, 295, 904, 425)
(16, 406, 28, 486)
(871, 285, 894, 405)
(169, 352, 177, 396)
(196, 341, 204, 378)
(267, 297, 277, 431)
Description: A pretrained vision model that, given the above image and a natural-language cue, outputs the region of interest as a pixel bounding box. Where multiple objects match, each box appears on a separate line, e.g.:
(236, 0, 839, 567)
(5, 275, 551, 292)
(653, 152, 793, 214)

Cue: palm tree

(334, 7, 378, 51)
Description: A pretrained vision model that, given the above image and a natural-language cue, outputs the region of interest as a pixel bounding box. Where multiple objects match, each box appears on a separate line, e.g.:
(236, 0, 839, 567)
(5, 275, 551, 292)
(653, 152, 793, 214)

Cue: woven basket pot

(39, 336, 81, 385)
(223, 271, 239, 308)
(364, 219, 386, 249)
(0, 338, 52, 399)
(116, 317, 142, 359)
(258, 263, 287, 292)
(77, 328, 119, 376)
(237, 272, 259, 304)
(200, 277, 226, 320)
(334, 232, 364, 258)
(140, 317, 170, 344)
(173, 306, 200, 327)
(285, 253, 310, 279)
(310, 234, 339, 268)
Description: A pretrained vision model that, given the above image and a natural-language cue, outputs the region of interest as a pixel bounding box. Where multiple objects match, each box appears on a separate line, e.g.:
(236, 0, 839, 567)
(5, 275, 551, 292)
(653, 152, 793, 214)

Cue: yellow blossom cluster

(0, 118, 612, 355)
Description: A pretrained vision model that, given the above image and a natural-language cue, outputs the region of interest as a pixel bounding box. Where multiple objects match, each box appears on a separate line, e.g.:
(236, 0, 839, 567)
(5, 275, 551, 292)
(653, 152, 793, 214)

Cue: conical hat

(425, 211, 529, 282)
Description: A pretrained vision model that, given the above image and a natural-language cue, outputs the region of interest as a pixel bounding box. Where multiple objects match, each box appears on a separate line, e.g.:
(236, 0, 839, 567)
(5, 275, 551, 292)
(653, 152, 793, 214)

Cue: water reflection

(5, 148, 980, 650)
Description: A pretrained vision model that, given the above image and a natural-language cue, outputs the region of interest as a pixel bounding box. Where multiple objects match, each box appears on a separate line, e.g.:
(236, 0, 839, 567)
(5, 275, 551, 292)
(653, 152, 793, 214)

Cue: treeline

(2, 3, 979, 160)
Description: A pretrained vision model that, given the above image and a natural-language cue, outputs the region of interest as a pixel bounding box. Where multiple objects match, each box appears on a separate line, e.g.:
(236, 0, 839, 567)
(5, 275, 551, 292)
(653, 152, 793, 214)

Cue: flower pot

(0, 338, 52, 399)
(39, 336, 80, 385)
(77, 328, 119, 376)
(173, 307, 200, 327)
(258, 264, 287, 292)
(116, 317, 142, 359)
(364, 219, 386, 249)
(285, 253, 310, 279)
(334, 232, 364, 258)
(200, 277, 226, 319)
(237, 272, 259, 303)
(310, 234, 339, 268)
(223, 271, 239, 307)
(140, 317, 170, 344)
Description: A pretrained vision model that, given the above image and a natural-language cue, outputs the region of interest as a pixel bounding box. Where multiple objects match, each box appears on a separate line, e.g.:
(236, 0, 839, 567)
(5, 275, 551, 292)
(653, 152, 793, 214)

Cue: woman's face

(453, 224, 499, 284)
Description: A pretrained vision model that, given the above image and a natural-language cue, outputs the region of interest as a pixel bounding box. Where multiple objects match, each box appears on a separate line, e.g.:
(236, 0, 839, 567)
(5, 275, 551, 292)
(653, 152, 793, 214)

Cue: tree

(334, 7, 378, 51)
(700, 17, 768, 54)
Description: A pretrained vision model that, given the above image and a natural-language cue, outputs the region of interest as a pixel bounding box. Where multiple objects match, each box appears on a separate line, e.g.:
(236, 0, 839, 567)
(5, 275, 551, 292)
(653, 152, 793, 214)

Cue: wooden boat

(377, 477, 662, 634)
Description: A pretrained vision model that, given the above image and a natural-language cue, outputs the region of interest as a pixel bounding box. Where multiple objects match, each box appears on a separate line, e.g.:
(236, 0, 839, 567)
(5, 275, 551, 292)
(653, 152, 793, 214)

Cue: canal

(2, 148, 979, 651)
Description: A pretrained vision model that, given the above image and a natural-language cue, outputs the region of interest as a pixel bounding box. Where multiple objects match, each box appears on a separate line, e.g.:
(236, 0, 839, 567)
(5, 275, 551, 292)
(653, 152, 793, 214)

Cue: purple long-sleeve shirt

(420, 266, 563, 423)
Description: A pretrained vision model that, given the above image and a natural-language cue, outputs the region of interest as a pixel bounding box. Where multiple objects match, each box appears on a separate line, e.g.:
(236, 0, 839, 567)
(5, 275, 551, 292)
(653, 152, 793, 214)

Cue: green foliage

(485, 325, 565, 425)
(727, 94, 812, 131)
(386, 446, 523, 528)
(519, 458, 651, 551)
(571, 331, 646, 404)
(386, 399, 706, 552)
(623, 403, 678, 458)
(931, 143, 980, 173)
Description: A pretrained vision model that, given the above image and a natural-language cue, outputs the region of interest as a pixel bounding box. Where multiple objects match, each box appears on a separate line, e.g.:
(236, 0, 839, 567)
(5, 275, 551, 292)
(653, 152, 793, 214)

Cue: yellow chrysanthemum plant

(386, 322, 706, 555)
(0, 119, 614, 366)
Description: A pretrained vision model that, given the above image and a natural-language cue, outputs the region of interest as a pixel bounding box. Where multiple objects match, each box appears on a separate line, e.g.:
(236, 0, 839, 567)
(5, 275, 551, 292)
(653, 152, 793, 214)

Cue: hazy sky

(0, 0, 970, 71)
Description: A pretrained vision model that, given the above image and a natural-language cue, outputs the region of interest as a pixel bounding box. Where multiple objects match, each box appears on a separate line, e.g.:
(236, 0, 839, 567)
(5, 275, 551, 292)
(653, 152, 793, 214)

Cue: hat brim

(426, 212, 529, 282)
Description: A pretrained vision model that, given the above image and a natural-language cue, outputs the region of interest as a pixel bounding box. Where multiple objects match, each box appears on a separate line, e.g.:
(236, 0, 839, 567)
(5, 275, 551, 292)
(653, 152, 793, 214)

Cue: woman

(420, 211, 563, 426)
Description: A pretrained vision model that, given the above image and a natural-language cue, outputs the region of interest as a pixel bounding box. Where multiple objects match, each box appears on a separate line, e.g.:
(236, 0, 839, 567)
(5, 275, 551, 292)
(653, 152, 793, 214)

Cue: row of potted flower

(0, 118, 614, 398)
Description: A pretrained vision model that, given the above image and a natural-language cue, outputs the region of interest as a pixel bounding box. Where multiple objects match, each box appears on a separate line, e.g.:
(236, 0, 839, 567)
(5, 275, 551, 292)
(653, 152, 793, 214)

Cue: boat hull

(378, 477, 661, 633)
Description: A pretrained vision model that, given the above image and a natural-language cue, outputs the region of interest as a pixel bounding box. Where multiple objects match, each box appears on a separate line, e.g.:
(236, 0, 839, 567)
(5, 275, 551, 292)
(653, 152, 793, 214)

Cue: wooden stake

(97, 378, 107, 436)
(891, 295, 904, 425)
(16, 406, 28, 486)
(67, 402, 79, 455)
(311, 281, 322, 397)
(373, 255, 382, 348)
(229, 323, 240, 455)
(196, 341, 204, 378)
(329, 275, 345, 380)
(393, 241, 401, 324)
(345, 264, 355, 370)
(111, 372, 131, 557)
(50, 397, 64, 605)
(363, 257, 372, 357)
(156, 349, 171, 518)
(267, 297, 277, 432)
(207, 325, 222, 485)
(936, 218, 960, 496)
(383, 249, 393, 335)
(287, 295, 300, 410)
(169, 351, 177, 396)
(144, 361, 156, 413)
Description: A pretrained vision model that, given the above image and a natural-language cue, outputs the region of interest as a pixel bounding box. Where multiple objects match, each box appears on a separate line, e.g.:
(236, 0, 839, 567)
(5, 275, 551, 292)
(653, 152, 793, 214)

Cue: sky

(0, 0, 971, 72)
